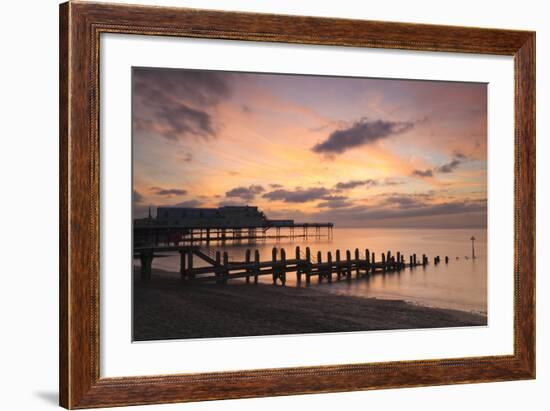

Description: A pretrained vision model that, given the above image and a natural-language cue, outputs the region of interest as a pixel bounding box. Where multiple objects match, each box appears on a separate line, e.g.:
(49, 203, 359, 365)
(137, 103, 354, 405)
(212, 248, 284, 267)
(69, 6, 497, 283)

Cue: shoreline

(133, 268, 487, 341)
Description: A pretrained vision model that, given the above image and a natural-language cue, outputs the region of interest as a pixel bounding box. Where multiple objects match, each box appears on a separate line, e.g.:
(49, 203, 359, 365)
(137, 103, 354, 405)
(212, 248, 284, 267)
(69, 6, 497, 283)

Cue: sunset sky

(132, 67, 487, 228)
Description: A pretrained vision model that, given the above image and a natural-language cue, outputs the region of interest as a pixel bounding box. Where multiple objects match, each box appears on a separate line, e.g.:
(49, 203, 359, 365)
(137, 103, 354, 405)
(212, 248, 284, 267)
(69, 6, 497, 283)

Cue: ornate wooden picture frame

(59, 1, 535, 408)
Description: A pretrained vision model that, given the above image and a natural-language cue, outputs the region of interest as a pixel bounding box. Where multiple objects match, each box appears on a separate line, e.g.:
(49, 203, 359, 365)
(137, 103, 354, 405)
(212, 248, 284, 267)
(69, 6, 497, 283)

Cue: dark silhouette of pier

(134, 222, 334, 247)
(134, 205, 334, 246)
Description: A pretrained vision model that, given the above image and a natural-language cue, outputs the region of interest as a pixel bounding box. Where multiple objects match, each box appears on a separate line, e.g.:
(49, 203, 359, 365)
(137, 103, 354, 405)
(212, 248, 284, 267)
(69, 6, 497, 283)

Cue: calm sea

(149, 228, 487, 315)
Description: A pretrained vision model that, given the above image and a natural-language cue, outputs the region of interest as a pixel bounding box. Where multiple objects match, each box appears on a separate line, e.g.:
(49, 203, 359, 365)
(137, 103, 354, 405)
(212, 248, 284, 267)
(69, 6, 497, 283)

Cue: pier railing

(135, 245, 448, 284)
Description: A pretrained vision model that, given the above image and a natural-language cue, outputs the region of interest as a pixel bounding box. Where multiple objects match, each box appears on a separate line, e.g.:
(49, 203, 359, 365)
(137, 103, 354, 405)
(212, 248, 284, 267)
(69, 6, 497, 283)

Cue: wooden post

(371, 252, 376, 273)
(413, 253, 417, 266)
(346, 250, 352, 279)
(305, 247, 311, 284)
(222, 251, 229, 284)
(355, 248, 360, 277)
(381, 252, 386, 273)
(396, 251, 401, 270)
(365, 249, 370, 275)
(179, 250, 186, 280)
(215, 251, 222, 285)
(245, 249, 251, 283)
(254, 249, 260, 284)
(187, 248, 194, 279)
(272, 247, 278, 285)
(317, 251, 322, 283)
(409, 255, 413, 268)
(296, 246, 302, 283)
(387, 251, 392, 270)
(336, 249, 342, 280)
(139, 252, 153, 282)
(280, 248, 287, 286)
(327, 251, 333, 283)
(445, 256, 449, 264)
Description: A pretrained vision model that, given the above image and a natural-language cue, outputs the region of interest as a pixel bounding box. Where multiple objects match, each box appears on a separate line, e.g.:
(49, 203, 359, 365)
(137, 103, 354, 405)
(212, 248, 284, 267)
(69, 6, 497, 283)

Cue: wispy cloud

(226, 185, 265, 201)
(334, 179, 377, 190)
(411, 169, 433, 178)
(312, 117, 414, 155)
(152, 187, 187, 196)
(263, 187, 331, 203)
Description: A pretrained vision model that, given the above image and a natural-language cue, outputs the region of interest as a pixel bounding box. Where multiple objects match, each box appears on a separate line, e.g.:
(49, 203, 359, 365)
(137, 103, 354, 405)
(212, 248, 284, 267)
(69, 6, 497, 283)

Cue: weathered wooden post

(327, 251, 333, 283)
(445, 256, 449, 264)
(305, 247, 312, 284)
(245, 249, 251, 284)
(346, 250, 352, 279)
(179, 249, 186, 280)
(215, 251, 222, 284)
(365, 249, 370, 275)
(187, 248, 194, 279)
(222, 251, 229, 285)
(409, 255, 413, 268)
(296, 246, 302, 283)
(254, 249, 260, 284)
(355, 248, 360, 277)
(413, 253, 417, 266)
(336, 249, 342, 280)
(317, 251, 323, 283)
(396, 251, 401, 270)
(272, 247, 278, 285)
(371, 252, 376, 273)
(280, 248, 287, 286)
(387, 251, 392, 270)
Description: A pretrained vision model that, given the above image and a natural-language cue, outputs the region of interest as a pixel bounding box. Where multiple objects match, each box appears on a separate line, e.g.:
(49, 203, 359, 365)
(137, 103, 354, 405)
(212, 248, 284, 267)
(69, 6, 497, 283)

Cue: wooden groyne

(135, 245, 449, 284)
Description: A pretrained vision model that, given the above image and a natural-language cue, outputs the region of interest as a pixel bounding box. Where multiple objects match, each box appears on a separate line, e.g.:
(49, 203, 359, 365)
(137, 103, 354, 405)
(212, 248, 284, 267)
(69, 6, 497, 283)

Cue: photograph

(132, 67, 488, 341)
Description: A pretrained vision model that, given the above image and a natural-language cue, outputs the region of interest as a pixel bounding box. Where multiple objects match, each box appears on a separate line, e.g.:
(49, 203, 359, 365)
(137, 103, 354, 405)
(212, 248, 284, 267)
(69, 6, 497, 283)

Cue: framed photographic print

(59, 1, 535, 409)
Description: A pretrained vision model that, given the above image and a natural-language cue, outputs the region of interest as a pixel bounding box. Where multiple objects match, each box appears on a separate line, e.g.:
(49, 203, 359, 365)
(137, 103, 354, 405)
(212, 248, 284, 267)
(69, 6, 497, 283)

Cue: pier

(134, 205, 334, 247)
(135, 245, 448, 284)
(134, 222, 334, 247)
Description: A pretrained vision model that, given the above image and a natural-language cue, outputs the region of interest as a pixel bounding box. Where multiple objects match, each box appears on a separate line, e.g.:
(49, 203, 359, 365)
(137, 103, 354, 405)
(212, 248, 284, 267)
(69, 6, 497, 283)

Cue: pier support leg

(254, 250, 260, 284)
(355, 248, 360, 277)
(215, 251, 222, 285)
(296, 246, 302, 283)
(346, 250, 352, 279)
(317, 251, 323, 283)
(222, 252, 229, 285)
(305, 247, 311, 285)
(336, 250, 341, 280)
(245, 249, 251, 284)
(327, 251, 333, 283)
(179, 250, 187, 280)
(280, 248, 287, 286)
(272, 247, 278, 285)
(187, 249, 194, 279)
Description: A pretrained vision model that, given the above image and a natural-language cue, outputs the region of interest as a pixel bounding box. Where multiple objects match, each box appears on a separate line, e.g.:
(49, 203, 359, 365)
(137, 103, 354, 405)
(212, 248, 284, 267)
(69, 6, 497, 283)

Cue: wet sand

(133, 268, 487, 341)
